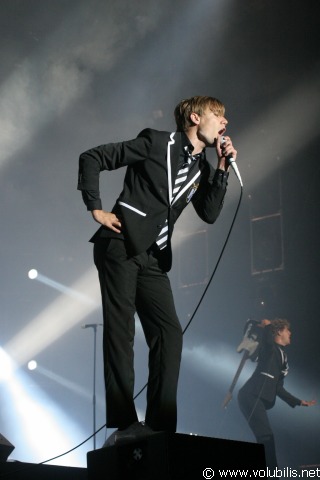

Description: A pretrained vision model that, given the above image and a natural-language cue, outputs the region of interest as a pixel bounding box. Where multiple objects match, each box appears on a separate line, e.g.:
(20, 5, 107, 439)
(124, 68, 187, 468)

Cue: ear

(190, 112, 200, 125)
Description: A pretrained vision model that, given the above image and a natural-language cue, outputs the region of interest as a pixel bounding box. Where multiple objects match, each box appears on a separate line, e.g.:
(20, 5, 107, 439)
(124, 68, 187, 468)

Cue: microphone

(221, 136, 243, 187)
(81, 323, 103, 329)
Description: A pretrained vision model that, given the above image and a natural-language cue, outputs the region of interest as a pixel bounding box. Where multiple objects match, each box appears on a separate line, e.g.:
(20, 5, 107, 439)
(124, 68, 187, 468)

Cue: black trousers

(238, 387, 278, 469)
(93, 238, 183, 432)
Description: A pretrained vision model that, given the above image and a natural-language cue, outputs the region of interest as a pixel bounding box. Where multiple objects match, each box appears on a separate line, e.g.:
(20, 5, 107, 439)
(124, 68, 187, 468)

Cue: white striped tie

(156, 158, 191, 250)
(156, 220, 169, 250)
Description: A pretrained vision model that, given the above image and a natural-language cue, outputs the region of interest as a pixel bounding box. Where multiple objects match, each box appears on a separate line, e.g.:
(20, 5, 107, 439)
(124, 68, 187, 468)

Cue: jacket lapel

(167, 132, 203, 206)
(166, 132, 180, 204)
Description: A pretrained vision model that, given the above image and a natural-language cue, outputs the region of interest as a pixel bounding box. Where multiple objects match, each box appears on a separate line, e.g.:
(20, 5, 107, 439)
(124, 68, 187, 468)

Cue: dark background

(0, 0, 319, 469)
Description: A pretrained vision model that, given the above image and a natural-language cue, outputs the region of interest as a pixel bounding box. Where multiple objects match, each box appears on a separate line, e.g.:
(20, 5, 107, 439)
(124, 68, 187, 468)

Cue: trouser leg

(237, 388, 278, 468)
(135, 251, 183, 432)
(258, 434, 278, 470)
(94, 239, 139, 429)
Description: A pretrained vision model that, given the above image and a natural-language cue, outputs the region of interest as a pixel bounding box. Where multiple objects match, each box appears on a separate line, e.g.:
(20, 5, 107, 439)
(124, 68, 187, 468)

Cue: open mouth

(219, 128, 226, 136)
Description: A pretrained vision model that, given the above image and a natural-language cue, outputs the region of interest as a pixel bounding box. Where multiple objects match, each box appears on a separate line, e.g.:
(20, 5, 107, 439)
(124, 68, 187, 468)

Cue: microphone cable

(181, 185, 243, 336)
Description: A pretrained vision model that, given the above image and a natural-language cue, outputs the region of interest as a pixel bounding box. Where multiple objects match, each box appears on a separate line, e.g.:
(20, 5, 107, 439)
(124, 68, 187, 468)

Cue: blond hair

(174, 96, 225, 132)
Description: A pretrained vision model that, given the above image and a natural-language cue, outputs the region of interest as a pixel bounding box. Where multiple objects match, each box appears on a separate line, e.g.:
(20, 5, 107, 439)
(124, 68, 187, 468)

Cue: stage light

(2, 360, 87, 467)
(27, 360, 37, 371)
(4, 268, 100, 367)
(28, 269, 38, 279)
(27, 268, 97, 305)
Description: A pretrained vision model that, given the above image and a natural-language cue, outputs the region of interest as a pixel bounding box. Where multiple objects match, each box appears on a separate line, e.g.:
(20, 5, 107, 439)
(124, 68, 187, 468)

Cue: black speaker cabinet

(0, 461, 87, 480)
(0, 433, 15, 462)
(87, 432, 266, 480)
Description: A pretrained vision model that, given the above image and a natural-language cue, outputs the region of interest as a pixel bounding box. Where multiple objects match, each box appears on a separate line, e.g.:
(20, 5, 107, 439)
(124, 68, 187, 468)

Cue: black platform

(87, 432, 266, 479)
(0, 461, 87, 480)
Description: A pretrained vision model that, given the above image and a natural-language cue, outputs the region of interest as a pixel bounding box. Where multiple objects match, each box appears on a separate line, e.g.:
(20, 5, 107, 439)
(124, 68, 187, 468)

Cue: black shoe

(103, 421, 155, 447)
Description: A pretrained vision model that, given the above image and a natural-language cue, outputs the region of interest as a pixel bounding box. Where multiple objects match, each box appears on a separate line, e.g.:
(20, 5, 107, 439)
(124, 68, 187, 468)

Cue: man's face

(197, 107, 227, 146)
(277, 326, 291, 346)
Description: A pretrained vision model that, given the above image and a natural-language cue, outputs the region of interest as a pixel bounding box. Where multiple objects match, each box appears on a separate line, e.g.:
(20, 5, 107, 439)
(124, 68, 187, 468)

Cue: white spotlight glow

(28, 269, 38, 279)
(26, 269, 97, 305)
(5, 268, 100, 367)
(3, 366, 87, 466)
(0, 348, 14, 382)
(27, 360, 37, 371)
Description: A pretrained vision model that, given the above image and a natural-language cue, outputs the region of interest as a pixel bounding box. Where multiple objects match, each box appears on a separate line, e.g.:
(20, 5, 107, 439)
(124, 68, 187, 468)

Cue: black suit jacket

(77, 128, 228, 270)
(239, 325, 301, 409)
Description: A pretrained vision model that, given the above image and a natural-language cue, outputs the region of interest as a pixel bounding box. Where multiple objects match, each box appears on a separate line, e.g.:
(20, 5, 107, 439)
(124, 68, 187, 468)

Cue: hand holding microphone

(220, 136, 243, 187)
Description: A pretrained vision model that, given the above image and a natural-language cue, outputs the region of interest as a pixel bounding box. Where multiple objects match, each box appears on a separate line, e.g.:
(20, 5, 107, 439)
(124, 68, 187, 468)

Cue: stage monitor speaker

(0, 433, 15, 462)
(87, 432, 266, 480)
(0, 461, 87, 479)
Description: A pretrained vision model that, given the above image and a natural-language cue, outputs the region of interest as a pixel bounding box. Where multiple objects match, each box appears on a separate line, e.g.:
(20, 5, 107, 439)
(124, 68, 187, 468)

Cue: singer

(77, 96, 238, 446)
